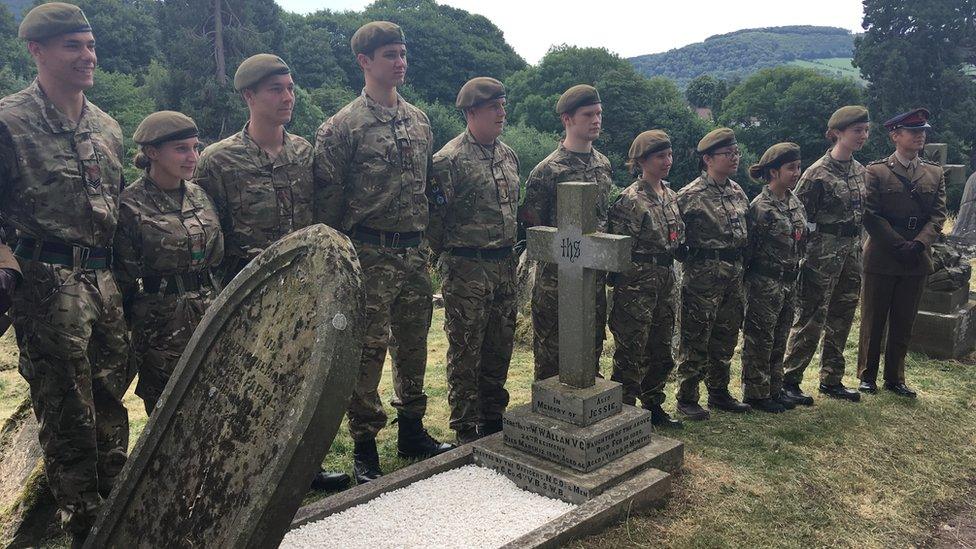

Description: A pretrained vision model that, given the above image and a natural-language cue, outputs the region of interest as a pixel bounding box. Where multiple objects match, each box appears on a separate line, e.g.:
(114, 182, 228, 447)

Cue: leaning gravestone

(910, 240, 976, 359)
(472, 182, 683, 505)
(85, 224, 365, 549)
(921, 143, 973, 249)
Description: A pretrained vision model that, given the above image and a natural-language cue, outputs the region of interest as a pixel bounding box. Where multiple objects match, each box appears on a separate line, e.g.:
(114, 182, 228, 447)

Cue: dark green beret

(234, 54, 290, 92)
(351, 21, 406, 56)
(556, 84, 600, 115)
(18, 2, 91, 41)
(748, 142, 800, 180)
(697, 127, 737, 154)
(629, 130, 671, 160)
(827, 105, 870, 130)
(133, 111, 198, 146)
(456, 77, 505, 109)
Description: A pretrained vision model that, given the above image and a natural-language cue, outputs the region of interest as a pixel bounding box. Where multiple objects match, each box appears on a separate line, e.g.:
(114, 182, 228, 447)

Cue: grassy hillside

(629, 26, 855, 86)
(789, 57, 865, 83)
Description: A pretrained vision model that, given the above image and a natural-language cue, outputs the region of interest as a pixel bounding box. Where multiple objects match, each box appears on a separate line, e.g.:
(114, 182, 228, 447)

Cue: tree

(73, 0, 160, 74)
(685, 74, 730, 118)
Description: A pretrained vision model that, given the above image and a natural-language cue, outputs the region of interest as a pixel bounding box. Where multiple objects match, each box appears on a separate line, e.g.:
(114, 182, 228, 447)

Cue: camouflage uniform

(674, 174, 750, 404)
(520, 144, 613, 380)
(195, 125, 314, 285)
(314, 90, 434, 442)
(741, 187, 807, 400)
(429, 130, 520, 433)
(114, 176, 224, 414)
(0, 80, 129, 534)
(782, 151, 865, 386)
(607, 179, 684, 406)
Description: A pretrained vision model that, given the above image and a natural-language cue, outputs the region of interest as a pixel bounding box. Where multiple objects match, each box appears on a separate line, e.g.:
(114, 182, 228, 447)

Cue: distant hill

(629, 26, 856, 86)
(2, 0, 32, 20)
(789, 57, 865, 83)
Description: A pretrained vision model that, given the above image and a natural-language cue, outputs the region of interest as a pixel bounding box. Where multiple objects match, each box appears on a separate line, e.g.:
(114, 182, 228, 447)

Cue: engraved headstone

(85, 224, 365, 549)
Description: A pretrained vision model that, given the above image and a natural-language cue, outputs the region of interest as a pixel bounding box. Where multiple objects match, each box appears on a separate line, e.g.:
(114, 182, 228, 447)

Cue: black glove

(892, 240, 923, 264)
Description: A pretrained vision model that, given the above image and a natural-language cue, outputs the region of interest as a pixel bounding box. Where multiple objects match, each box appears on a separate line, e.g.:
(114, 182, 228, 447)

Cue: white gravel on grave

(280, 465, 576, 549)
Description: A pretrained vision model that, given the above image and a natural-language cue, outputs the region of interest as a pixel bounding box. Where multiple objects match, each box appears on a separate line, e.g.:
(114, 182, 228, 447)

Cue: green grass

(2, 304, 975, 547)
(789, 57, 866, 84)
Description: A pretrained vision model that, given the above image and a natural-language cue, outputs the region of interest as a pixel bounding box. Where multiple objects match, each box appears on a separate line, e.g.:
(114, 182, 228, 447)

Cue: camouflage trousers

(347, 241, 433, 442)
(675, 258, 744, 404)
(131, 289, 214, 414)
(441, 254, 516, 432)
(783, 234, 861, 386)
(740, 272, 797, 400)
(608, 263, 677, 407)
(12, 262, 129, 535)
(531, 263, 606, 381)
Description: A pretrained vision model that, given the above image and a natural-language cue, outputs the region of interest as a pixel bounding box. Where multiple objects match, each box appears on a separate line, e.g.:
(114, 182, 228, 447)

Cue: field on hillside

(789, 57, 865, 83)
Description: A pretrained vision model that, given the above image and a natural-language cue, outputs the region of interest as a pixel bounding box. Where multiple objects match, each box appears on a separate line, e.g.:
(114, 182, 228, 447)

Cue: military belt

(14, 237, 112, 269)
(686, 247, 743, 262)
(747, 263, 798, 283)
(881, 214, 929, 232)
(449, 246, 513, 260)
(142, 270, 217, 295)
(631, 251, 674, 266)
(817, 222, 859, 237)
(350, 227, 423, 248)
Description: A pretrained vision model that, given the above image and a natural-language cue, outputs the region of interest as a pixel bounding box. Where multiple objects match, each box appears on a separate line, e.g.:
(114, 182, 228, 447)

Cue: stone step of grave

(910, 298, 976, 359)
(925, 143, 948, 165)
(472, 432, 683, 505)
(503, 404, 653, 473)
(945, 164, 967, 188)
(919, 286, 970, 314)
(532, 376, 622, 427)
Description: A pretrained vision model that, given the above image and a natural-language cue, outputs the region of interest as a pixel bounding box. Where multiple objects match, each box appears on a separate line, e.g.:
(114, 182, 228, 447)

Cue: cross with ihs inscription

(527, 182, 632, 389)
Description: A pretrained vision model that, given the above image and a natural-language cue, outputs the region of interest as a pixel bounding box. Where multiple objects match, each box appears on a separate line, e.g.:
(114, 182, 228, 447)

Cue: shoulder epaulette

(867, 158, 888, 166)
(920, 158, 941, 167)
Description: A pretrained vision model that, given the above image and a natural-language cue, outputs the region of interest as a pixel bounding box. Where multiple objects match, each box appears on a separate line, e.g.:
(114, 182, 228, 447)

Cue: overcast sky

(276, 0, 865, 64)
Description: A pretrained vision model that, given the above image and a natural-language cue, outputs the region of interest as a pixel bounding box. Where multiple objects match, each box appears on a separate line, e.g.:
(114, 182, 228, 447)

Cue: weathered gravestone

(0, 398, 59, 548)
(471, 182, 683, 505)
(921, 143, 974, 250)
(85, 224, 365, 549)
(910, 240, 976, 359)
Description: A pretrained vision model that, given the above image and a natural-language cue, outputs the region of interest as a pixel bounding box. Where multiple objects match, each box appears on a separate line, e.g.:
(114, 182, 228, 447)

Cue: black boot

(743, 397, 785, 414)
(479, 419, 503, 436)
(676, 400, 710, 421)
(819, 383, 861, 402)
(353, 438, 383, 485)
(310, 468, 351, 491)
(707, 391, 752, 413)
(774, 390, 797, 410)
(859, 379, 878, 394)
(782, 383, 815, 406)
(645, 403, 683, 429)
(396, 416, 455, 459)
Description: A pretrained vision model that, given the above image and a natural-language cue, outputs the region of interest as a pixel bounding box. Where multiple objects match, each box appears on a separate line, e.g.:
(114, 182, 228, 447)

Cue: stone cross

(526, 182, 631, 388)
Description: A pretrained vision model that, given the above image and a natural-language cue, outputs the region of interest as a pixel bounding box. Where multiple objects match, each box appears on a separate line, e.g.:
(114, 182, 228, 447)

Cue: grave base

(910, 299, 976, 359)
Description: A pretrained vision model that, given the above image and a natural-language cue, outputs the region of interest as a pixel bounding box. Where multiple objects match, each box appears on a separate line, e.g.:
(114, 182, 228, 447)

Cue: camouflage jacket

(114, 176, 224, 299)
(195, 125, 314, 264)
(745, 186, 807, 273)
(313, 90, 433, 233)
(676, 173, 749, 250)
(0, 79, 124, 252)
(428, 130, 520, 252)
(795, 149, 866, 229)
(519, 143, 613, 231)
(608, 179, 684, 256)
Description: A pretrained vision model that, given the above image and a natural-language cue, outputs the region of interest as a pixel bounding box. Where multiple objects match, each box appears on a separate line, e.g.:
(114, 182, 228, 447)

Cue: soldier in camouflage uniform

(429, 77, 520, 444)
(674, 128, 752, 420)
(114, 112, 223, 414)
(782, 106, 871, 404)
(196, 54, 350, 491)
(0, 5, 129, 543)
(741, 143, 807, 413)
(607, 130, 683, 428)
(519, 84, 613, 381)
(314, 21, 452, 484)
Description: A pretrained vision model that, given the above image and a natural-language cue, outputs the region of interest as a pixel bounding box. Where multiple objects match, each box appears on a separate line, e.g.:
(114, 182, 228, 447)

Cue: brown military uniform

(114, 176, 224, 413)
(314, 90, 434, 442)
(607, 179, 684, 407)
(858, 154, 947, 383)
(430, 130, 520, 434)
(0, 80, 129, 534)
(195, 125, 314, 284)
(519, 143, 613, 381)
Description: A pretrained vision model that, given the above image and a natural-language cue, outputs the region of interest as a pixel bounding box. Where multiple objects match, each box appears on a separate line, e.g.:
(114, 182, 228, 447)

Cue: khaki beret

(697, 127, 737, 154)
(351, 21, 406, 56)
(748, 142, 801, 180)
(19, 2, 91, 41)
(133, 111, 198, 146)
(827, 105, 870, 130)
(234, 54, 290, 92)
(556, 84, 600, 115)
(629, 130, 671, 160)
(456, 77, 506, 109)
